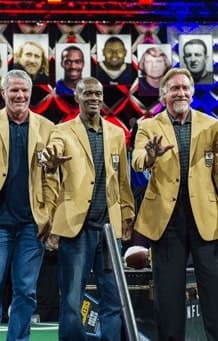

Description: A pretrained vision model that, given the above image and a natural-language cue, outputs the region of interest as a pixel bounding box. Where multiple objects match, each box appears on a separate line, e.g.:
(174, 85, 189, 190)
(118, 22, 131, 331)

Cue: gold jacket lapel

(0, 109, 9, 158)
(70, 116, 94, 168)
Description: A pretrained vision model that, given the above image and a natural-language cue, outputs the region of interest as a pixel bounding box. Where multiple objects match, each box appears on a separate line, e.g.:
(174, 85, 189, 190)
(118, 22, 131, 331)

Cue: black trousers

(151, 190, 218, 341)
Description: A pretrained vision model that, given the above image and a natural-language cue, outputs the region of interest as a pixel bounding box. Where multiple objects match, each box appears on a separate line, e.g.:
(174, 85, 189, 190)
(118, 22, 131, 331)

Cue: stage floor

(0, 323, 58, 341)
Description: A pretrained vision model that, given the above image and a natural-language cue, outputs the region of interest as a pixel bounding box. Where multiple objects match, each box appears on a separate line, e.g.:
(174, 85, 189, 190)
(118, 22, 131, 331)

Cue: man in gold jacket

(44, 77, 135, 341)
(132, 68, 218, 341)
(0, 70, 59, 341)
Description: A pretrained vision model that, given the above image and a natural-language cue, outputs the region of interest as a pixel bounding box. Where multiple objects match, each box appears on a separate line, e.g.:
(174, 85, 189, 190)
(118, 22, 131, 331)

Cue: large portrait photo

(55, 43, 91, 96)
(13, 34, 49, 84)
(0, 43, 8, 86)
(96, 34, 133, 86)
(137, 44, 172, 97)
(179, 34, 213, 84)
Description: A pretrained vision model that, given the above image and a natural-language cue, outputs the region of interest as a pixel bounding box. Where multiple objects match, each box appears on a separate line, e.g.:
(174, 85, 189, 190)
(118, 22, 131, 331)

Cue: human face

(103, 41, 127, 70)
(19, 43, 43, 77)
(76, 80, 103, 120)
(183, 44, 206, 75)
(61, 50, 84, 82)
(163, 74, 193, 118)
(143, 54, 166, 79)
(2, 77, 31, 122)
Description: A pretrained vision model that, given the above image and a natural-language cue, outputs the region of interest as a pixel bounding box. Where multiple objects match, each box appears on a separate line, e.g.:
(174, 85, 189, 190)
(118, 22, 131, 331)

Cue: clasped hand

(45, 234, 60, 251)
(122, 218, 134, 241)
(42, 144, 72, 171)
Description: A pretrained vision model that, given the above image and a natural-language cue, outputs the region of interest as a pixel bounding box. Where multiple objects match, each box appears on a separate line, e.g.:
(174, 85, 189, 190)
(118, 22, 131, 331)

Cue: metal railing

(103, 223, 139, 341)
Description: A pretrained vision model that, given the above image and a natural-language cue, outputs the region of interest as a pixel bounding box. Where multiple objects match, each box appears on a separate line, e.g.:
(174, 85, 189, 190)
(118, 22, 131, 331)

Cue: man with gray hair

(132, 68, 218, 340)
(0, 69, 59, 340)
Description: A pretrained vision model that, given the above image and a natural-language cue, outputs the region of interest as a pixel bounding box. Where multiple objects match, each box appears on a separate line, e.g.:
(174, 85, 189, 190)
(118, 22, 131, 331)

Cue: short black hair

(61, 45, 84, 61)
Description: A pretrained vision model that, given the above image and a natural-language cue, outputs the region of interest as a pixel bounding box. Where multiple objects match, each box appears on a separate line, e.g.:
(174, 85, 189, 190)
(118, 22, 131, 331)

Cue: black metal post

(103, 223, 139, 341)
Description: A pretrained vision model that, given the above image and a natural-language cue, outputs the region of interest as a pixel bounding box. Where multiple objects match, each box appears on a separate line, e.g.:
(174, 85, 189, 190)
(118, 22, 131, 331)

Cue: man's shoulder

(55, 116, 80, 130)
(102, 118, 123, 132)
(13, 63, 24, 71)
(34, 73, 48, 84)
(139, 111, 167, 126)
(55, 79, 74, 95)
(196, 71, 213, 84)
(192, 109, 218, 127)
(30, 111, 54, 127)
(192, 109, 215, 119)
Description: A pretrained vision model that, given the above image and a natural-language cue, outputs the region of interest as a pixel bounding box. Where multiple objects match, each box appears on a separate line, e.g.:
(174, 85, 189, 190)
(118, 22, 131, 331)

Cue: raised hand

(145, 136, 174, 167)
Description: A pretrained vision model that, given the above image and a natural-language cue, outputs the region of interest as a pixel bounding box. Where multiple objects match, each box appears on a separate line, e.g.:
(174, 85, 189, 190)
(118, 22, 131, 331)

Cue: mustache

(26, 62, 37, 67)
(174, 97, 188, 101)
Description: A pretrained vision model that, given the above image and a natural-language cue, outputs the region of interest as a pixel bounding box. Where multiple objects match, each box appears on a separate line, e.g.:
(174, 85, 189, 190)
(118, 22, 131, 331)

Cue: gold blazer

(132, 110, 218, 241)
(49, 115, 135, 238)
(0, 109, 59, 232)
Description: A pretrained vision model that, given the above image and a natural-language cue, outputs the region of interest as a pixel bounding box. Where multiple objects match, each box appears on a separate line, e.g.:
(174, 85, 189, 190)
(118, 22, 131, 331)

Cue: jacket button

(2, 173, 6, 177)
(91, 181, 94, 185)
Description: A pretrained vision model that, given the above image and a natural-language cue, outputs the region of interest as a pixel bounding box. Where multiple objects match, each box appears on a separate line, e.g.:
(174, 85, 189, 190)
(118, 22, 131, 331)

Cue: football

(124, 246, 149, 269)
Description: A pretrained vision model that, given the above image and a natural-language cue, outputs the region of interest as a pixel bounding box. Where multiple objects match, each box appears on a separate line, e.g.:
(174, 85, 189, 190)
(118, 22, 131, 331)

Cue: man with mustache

(132, 68, 218, 340)
(14, 40, 49, 84)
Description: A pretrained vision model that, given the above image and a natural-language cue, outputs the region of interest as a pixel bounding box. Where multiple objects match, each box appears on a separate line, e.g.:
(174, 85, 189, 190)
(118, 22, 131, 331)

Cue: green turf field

(0, 323, 58, 341)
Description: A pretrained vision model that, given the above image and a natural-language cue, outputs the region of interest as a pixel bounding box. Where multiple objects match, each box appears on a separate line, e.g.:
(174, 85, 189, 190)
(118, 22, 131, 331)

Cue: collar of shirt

(167, 110, 192, 125)
(8, 116, 29, 125)
(79, 115, 103, 133)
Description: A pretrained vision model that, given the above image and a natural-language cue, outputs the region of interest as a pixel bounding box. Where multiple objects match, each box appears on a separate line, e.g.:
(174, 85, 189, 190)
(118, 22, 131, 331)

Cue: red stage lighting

(47, 0, 62, 3)
(138, 0, 153, 4)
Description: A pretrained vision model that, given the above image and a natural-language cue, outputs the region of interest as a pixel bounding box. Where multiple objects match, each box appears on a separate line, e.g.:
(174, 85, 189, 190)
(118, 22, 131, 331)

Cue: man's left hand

(38, 219, 52, 243)
(122, 218, 134, 241)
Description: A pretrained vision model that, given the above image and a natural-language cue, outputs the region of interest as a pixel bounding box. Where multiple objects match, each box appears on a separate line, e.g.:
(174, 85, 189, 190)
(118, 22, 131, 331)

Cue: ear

(74, 93, 79, 104)
(1, 90, 5, 100)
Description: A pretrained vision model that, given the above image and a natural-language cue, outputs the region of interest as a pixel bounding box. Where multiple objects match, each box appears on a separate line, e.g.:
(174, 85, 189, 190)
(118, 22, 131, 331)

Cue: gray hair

(1, 69, 33, 91)
(159, 68, 194, 104)
(75, 77, 103, 95)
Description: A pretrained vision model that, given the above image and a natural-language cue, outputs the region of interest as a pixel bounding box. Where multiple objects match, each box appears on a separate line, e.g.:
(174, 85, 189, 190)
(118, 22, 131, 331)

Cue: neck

(145, 76, 161, 88)
(80, 113, 101, 130)
(103, 61, 122, 71)
(64, 79, 80, 90)
(170, 111, 190, 124)
(192, 69, 207, 81)
(7, 111, 29, 124)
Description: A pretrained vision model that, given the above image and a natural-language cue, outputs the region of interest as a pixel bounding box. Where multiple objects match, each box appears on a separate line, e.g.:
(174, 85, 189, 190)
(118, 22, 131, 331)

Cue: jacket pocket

(144, 190, 156, 200)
